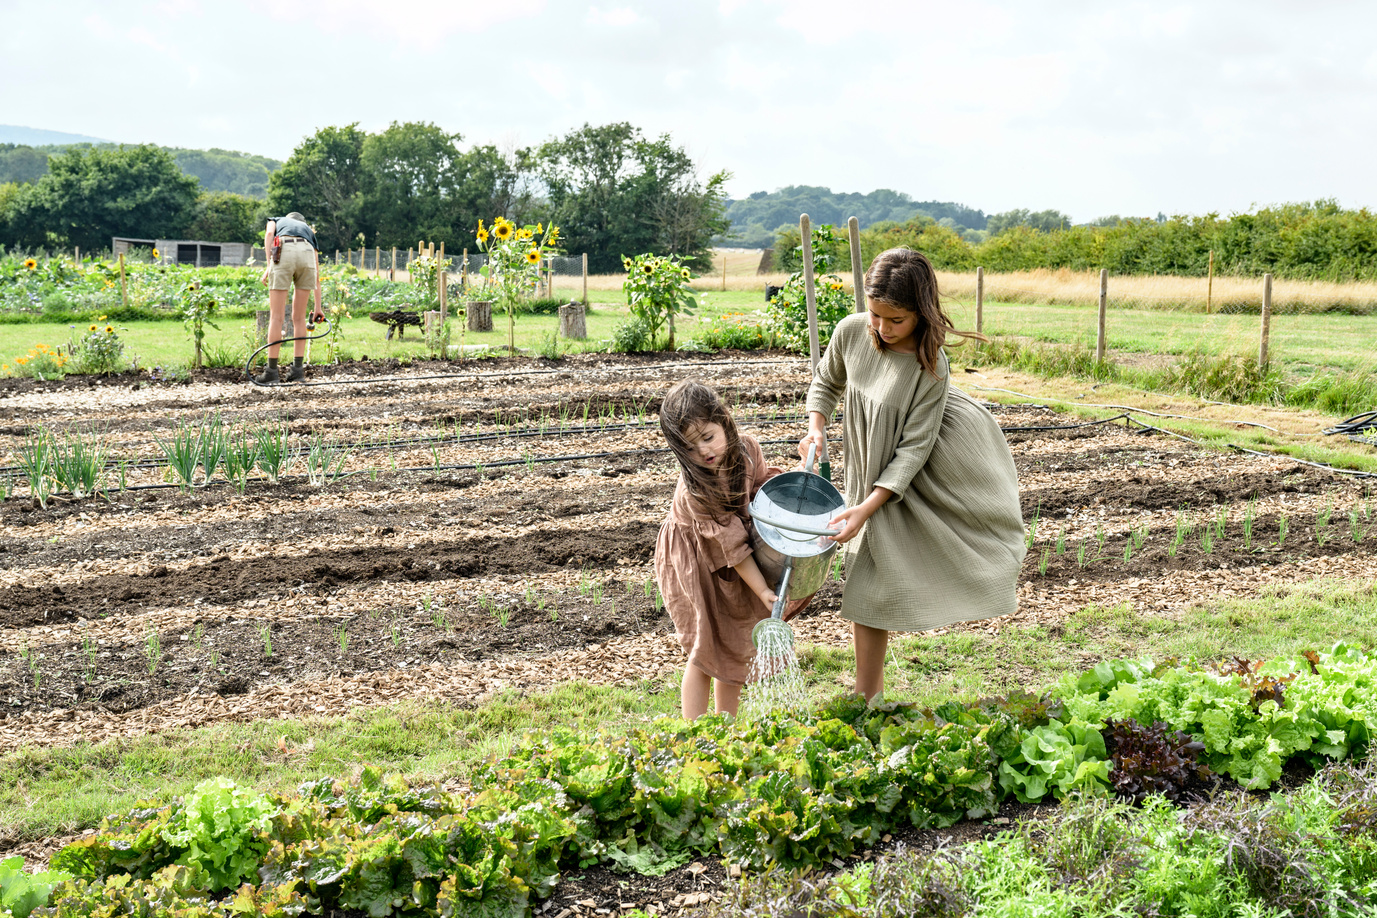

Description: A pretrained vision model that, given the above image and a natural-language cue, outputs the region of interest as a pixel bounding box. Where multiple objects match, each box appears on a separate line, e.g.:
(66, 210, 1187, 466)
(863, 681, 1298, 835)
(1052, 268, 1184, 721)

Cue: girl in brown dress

(655, 380, 785, 719)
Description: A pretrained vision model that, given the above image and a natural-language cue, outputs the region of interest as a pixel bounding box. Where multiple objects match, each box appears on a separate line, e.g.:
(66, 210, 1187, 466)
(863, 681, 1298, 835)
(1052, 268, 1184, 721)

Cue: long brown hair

(659, 379, 751, 522)
(864, 248, 987, 377)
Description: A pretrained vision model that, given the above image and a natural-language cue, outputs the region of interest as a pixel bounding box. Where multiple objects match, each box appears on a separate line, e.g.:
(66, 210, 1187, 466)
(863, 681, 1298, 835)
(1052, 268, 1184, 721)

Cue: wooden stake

(118, 253, 127, 308)
(582, 253, 588, 305)
(976, 266, 984, 334)
(439, 270, 448, 321)
(438, 242, 445, 268)
(800, 214, 829, 479)
(721, 252, 727, 291)
(461, 248, 468, 291)
(347, 247, 352, 269)
(74, 245, 80, 266)
(1206, 249, 1215, 314)
(1259, 273, 1273, 368)
(848, 216, 864, 313)
(1096, 269, 1108, 362)
(374, 246, 380, 276)
(390, 247, 397, 281)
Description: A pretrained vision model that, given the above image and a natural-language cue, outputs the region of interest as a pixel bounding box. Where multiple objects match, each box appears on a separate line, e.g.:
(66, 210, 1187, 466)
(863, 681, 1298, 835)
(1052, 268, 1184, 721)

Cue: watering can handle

(751, 509, 841, 539)
(802, 440, 817, 474)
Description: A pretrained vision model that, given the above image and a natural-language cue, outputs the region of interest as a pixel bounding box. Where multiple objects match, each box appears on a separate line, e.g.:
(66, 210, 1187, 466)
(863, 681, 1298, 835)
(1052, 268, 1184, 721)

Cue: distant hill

(720, 185, 988, 248)
(0, 124, 110, 146)
(0, 139, 282, 197)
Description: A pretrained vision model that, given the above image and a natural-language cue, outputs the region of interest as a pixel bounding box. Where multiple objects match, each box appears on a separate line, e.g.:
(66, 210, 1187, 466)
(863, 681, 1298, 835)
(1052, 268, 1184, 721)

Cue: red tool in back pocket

(270, 235, 282, 264)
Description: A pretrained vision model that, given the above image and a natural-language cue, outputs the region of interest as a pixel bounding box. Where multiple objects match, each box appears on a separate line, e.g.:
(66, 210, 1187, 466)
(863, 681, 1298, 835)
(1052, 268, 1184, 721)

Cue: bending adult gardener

(257, 212, 324, 384)
(799, 248, 1026, 700)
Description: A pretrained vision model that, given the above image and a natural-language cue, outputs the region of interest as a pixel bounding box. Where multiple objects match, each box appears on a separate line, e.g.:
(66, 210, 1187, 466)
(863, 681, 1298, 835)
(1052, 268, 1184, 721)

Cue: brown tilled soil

(2, 352, 1376, 910)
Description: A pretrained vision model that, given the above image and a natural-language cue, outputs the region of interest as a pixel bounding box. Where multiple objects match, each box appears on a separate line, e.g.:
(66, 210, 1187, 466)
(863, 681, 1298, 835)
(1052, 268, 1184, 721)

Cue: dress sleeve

(872, 352, 950, 503)
(804, 314, 854, 421)
(673, 480, 754, 573)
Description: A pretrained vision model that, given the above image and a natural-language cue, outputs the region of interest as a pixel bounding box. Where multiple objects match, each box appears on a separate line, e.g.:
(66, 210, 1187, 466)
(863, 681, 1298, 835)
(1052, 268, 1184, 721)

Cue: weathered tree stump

(256, 310, 293, 345)
(558, 302, 586, 339)
(467, 300, 493, 332)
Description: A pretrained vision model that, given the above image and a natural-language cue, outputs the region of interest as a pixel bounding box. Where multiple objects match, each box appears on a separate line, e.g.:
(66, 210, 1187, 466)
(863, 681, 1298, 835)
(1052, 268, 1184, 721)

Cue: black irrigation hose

(245, 318, 333, 386)
(1324, 411, 1377, 440)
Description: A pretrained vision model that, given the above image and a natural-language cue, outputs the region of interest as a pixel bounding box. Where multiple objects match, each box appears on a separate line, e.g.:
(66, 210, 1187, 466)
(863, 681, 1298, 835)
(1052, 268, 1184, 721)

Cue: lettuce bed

(31, 645, 1377, 918)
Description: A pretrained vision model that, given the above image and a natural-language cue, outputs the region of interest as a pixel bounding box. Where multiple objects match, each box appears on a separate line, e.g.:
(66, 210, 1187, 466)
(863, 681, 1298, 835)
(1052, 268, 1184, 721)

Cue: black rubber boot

(254, 358, 280, 385)
(285, 358, 305, 383)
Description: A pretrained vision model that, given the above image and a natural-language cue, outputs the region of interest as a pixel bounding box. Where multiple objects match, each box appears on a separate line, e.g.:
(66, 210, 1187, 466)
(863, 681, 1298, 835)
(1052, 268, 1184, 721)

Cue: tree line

(0, 122, 730, 273)
(773, 201, 1377, 282)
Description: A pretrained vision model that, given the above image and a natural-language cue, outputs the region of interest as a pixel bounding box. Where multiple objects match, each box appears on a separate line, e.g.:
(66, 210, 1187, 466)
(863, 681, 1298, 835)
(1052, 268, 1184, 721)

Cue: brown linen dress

(655, 435, 784, 686)
(805, 313, 1025, 631)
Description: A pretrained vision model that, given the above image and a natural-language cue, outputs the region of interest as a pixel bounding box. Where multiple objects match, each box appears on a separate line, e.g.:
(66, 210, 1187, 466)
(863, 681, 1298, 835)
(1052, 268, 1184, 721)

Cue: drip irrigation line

(973, 386, 1284, 432)
(999, 414, 1133, 433)
(245, 319, 334, 386)
(1323, 411, 1377, 438)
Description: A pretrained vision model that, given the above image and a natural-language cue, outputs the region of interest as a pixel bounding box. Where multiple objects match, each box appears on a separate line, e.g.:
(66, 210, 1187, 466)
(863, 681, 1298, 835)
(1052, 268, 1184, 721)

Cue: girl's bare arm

(733, 554, 778, 611)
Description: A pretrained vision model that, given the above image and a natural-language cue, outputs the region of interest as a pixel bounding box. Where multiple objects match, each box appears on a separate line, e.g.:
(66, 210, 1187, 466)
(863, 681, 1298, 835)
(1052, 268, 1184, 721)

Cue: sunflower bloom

(89, 324, 98, 332)
(152, 249, 160, 259)
(494, 222, 513, 240)
(105, 326, 114, 334)
(476, 228, 489, 243)
(526, 249, 541, 265)
(642, 264, 654, 275)
(536, 223, 544, 234)
(23, 258, 37, 269)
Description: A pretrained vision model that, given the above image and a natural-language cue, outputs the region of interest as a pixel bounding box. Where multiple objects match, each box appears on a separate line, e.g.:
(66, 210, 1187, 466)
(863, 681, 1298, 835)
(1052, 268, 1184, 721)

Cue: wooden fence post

(1259, 273, 1273, 368)
(374, 246, 380, 276)
(848, 216, 865, 313)
(335, 249, 340, 265)
(439, 270, 448, 320)
(1206, 250, 1215, 314)
(461, 248, 468, 291)
(438, 242, 445, 269)
(390, 247, 397, 281)
(118, 253, 127, 307)
(1096, 269, 1108, 362)
(722, 252, 727, 291)
(975, 266, 984, 334)
(582, 253, 588, 305)
(74, 246, 80, 266)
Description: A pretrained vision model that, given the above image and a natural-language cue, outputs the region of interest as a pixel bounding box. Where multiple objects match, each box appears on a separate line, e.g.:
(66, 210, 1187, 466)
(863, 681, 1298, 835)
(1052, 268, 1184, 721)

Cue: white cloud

(586, 5, 641, 28)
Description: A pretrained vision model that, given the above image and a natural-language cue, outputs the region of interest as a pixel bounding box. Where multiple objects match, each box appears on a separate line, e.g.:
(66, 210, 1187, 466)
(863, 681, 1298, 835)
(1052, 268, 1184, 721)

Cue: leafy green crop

(0, 857, 71, 918)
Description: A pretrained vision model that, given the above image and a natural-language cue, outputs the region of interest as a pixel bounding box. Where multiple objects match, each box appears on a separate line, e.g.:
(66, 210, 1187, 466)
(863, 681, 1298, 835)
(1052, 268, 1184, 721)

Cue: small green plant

(336, 626, 349, 653)
(536, 330, 566, 360)
(695, 313, 769, 350)
(1318, 492, 1334, 528)
(180, 279, 221, 368)
(610, 315, 652, 353)
(258, 624, 272, 657)
(591, 581, 604, 605)
(157, 417, 201, 490)
(1055, 528, 1066, 555)
(1039, 547, 1050, 575)
(306, 434, 351, 487)
(422, 591, 433, 614)
(69, 317, 126, 373)
(391, 624, 401, 647)
(497, 608, 509, 628)
(192, 623, 204, 649)
(223, 426, 261, 492)
(145, 626, 162, 674)
(1076, 540, 1090, 569)
(254, 416, 295, 483)
(1025, 504, 1040, 549)
(1351, 506, 1370, 543)
(1200, 524, 1215, 554)
(198, 413, 228, 483)
(1278, 514, 1289, 546)
(1243, 498, 1257, 550)
(48, 426, 111, 499)
(18, 428, 55, 507)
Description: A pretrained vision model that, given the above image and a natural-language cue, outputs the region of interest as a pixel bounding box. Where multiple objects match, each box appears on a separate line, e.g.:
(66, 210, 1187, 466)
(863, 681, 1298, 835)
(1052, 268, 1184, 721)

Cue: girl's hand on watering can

(797, 430, 825, 467)
(827, 504, 876, 545)
(756, 586, 779, 611)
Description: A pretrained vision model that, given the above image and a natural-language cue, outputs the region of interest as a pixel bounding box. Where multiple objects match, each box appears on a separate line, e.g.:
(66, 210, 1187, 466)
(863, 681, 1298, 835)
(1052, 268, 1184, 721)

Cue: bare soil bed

(2, 352, 1375, 913)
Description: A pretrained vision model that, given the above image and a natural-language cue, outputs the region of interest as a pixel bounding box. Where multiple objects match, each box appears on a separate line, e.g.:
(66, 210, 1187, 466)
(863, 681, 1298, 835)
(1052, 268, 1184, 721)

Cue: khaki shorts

(268, 238, 318, 291)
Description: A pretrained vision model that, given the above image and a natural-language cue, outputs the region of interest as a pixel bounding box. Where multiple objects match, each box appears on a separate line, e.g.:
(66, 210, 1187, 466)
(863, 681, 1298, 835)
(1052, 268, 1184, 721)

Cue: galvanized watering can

(749, 442, 847, 611)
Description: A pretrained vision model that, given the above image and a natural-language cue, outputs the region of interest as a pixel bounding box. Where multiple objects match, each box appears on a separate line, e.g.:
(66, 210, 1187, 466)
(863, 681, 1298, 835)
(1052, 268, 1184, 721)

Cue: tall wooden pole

(976, 266, 984, 334)
(582, 253, 588, 305)
(390, 247, 397, 282)
(1206, 250, 1215, 314)
(800, 214, 830, 480)
(1096, 269, 1108, 362)
(721, 252, 727, 291)
(847, 216, 865, 313)
(439, 270, 448, 321)
(461, 248, 468, 291)
(1259, 273, 1273, 368)
(118, 253, 127, 308)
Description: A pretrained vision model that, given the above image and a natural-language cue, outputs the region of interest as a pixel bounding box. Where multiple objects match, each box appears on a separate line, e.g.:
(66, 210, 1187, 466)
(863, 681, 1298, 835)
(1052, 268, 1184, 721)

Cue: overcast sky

(4, 0, 1374, 222)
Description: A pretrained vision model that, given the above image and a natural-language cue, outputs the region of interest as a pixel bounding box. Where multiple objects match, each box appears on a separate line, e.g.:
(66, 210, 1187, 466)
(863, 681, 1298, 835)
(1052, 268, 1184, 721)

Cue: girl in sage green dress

(799, 248, 1025, 700)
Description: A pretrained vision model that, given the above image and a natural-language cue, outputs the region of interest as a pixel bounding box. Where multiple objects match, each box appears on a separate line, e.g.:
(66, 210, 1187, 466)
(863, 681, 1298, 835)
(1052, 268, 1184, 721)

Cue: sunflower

(98, 315, 107, 321)
(536, 223, 544, 234)
(525, 249, 541, 265)
(493, 222, 513, 241)
(642, 264, 654, 275)
(476, 228, 489, 243)
(547, 227, 560, 246)
(516, 228, 533, 241)
(152, 248, 160, 259)
(681, 269, 691, 279)
(89, 324, 98, 332)
(23, 258, 37, 270)
(105, 326, 114, 334)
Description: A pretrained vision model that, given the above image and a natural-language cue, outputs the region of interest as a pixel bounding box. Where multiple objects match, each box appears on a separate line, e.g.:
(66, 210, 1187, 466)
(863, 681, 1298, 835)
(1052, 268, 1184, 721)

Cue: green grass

(8, 577, 1376, 844)
(0, 289, 776, 373)
(959, 297, 1377, 376)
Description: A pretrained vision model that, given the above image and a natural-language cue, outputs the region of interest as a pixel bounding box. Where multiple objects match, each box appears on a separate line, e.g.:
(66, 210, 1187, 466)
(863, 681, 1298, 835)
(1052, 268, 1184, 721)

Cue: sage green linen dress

(805, 313, 1025, 631)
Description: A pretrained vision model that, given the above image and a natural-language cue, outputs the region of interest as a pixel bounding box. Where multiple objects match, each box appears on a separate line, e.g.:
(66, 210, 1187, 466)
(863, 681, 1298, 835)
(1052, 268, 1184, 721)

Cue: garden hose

(245, 316, 332, 387)
(1323, 411, 1377, 446)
